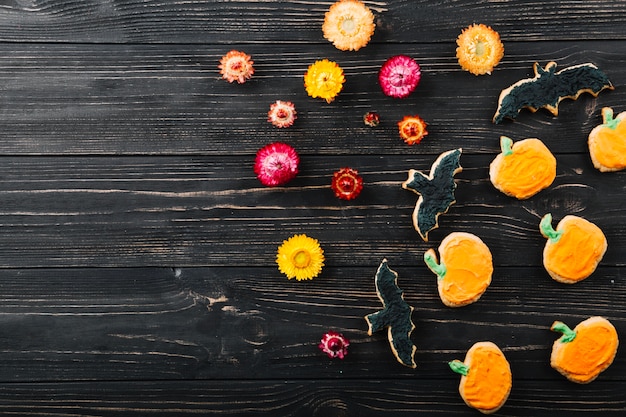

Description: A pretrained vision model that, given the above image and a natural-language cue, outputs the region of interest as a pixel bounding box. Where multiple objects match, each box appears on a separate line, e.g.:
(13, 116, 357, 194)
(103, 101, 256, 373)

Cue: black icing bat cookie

(402, 149, 463, 241)
(365, 259, 416, 368)
(493, 62, 613, 124)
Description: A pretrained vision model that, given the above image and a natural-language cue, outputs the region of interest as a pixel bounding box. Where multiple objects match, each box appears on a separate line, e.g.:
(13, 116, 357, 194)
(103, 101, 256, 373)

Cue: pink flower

(254, 142, 300, 187)
(319, 331, 350, 359)
(267, 100, 297, 128)
(378, 55, 421, 98)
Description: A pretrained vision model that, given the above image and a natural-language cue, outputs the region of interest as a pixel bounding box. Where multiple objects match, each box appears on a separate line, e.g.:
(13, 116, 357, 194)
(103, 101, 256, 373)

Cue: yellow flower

(456, 23, 504, 75)
(276, 234, 325, 281)
(304, 59, 345, 103)
(322, 0, 375, 51)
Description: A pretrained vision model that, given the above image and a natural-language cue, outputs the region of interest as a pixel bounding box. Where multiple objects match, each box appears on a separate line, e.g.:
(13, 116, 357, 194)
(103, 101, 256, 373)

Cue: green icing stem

(602, 107, 620, 130)
(552, 321, 577, 343)
(500, 136, 514, 156)
(540, 213, 563, 243)
(424, 251, 446, 280)
(449, 360, 469, 376)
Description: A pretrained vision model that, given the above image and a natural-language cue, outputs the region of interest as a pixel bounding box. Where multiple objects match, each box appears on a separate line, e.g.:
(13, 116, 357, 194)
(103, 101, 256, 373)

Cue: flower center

(403, 122, 423, 138)
(292, 250, 311, 268)
(276, 109, 288, 119)
(474, 38, 486, 56)
(327, 337, 343, 351)
(341, 17, 357, 35)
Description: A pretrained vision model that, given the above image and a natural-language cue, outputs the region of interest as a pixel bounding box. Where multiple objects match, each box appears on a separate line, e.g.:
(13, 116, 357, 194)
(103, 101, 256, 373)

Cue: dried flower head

(319, 331, 350, 359)
(276, 234, 325, 281)
(398, 115, 428, 145)
(322, 0, 375, 51)
(268, 100, 297, 128)
(219, 50, 255, 84)
(254, 142, 300, 187)
(304, 59, 345, 103)
(378, 55, 421, 98)
(332, 167, 363, 200)
(456, 24, 504, 75)
(363, 111, 380, 127)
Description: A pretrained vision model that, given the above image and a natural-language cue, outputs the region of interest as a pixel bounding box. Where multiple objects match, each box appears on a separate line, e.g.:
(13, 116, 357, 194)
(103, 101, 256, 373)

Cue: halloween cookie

(449, 341, 512, 414)
(588, 107, 626, 172)
(365, 259, 417, 368)
(550, 317, 618, 384)
(489, 136, 556, 199)
(402, 149, 463, 241)
(540, 213, 607, 284)
(493, 62, 613, 124)
(424, 232, 493, 307)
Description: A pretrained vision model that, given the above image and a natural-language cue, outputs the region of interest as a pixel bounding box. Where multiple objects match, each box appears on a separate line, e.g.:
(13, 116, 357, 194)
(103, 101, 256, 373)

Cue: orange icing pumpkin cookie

(550, 317, 618, 384)
(588, 107, 626, 172)
(449, 341, 512, 414)
(456, 24, 504, 76)
(424, 232, 493, 307)
(540, 213, 607, 284)
(489, 136, 556, 199)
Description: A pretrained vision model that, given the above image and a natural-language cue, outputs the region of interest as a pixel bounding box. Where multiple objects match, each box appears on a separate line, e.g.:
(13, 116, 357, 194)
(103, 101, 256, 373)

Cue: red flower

(331, 167, 363, 200)
(319, 331, 350, 359)
(254, 142, 300, 187)
(363, 111, 380, 127)
(378, 55, 421, 98)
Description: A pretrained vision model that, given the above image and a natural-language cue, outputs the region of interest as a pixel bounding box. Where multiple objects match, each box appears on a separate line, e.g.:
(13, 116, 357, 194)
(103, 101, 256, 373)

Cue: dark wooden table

(0, 1, 625, 415)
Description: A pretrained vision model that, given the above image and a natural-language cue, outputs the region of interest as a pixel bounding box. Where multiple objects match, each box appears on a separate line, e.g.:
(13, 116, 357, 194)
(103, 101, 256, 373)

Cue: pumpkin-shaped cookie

(550, 317, 618, 384)
(588, 107, 626, 172)
(540, 214, 607, 284)
(449, 341, 512, 414)
(489, 136, 556, 199)
(424, 232, 493, 307)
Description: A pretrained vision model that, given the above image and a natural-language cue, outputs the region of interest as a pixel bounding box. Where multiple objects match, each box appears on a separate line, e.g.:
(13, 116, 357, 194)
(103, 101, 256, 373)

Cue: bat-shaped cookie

(402, 148, 463, 241)
(493, 62, 613, 124)
(365, 259, 416, 368)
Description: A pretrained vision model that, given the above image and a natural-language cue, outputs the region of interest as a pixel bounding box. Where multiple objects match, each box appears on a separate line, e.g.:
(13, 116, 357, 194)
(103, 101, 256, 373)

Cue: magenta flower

(378, 55, 421, 98)
(254, 142, 300, 187)
(318, 331, 350, 359)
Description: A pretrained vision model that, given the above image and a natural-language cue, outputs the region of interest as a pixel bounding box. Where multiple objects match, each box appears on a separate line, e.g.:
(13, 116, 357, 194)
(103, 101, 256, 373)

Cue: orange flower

(322, 0, 375, 51)
(456, 24, 504, 75)
(398, 115, 428, 145)
(219, 50, 254, 83)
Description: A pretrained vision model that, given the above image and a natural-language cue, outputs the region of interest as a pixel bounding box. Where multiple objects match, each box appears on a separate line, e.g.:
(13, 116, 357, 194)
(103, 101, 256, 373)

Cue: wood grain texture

(0, 42, 624, 155)
(0, 379, 623, 416)
(0, 0, 625, 44)
(0, 154, 622, 267)
(0, 266, 623, 383)
(0, 0, 625, 415)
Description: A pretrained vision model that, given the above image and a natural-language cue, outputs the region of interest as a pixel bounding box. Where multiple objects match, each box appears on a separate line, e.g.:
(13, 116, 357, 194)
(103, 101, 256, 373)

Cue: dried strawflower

(398, 115, 428, 145)
(319, 331, 350, 359)
(276, 234, 325, 281)
(254, 142, 299, 187)
(363, 111, 380, 127)
(332, 167, 363, 200)
(304, 59, 345, 103)
(322, 0, 375, 51)
(456, 23, 504, 75)
(267, 100, 297, 128)
(219, 50, 255, 84)
(379, 55, 421, 98)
